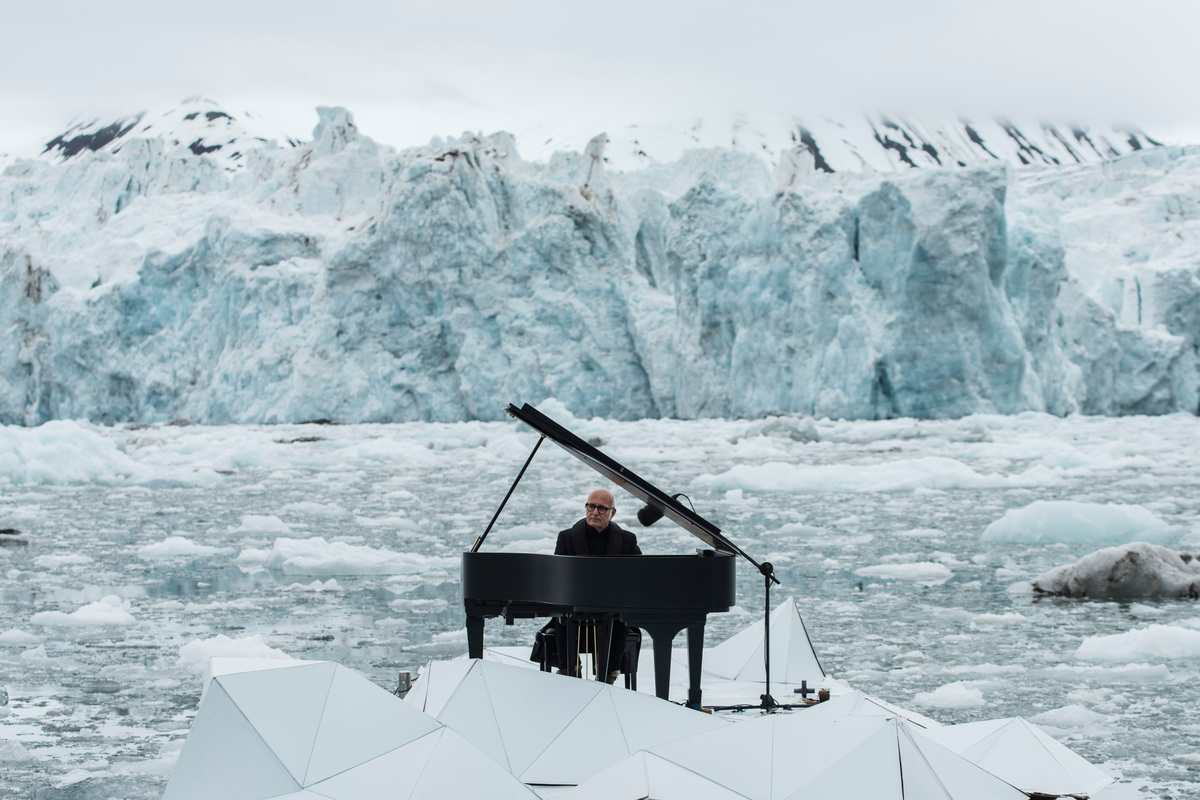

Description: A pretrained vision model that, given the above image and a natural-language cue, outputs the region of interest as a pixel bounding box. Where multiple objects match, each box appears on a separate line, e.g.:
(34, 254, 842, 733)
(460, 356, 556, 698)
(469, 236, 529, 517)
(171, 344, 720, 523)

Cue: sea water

(1, 411, 1198, 798)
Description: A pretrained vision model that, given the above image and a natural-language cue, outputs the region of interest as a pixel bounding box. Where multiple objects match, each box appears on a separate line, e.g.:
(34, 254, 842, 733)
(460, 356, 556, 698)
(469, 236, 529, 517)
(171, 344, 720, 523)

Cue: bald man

(551, 488, 641, 683)
(554, 488, 642, 557)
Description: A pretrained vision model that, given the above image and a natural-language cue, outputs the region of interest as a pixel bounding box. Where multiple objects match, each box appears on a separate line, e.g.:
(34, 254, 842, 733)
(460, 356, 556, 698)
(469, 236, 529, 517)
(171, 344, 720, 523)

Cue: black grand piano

(463, 403, 771, 709)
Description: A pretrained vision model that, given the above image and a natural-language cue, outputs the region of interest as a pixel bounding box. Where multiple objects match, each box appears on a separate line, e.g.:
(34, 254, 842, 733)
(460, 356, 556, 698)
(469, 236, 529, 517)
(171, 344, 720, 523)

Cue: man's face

(584, 489, 616, 532)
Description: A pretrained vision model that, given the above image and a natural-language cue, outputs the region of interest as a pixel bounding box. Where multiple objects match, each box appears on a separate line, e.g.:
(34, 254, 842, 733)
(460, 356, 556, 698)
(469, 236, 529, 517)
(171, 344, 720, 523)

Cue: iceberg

(1028, 542, 1200, 600)
(2, 103, 1198, 425)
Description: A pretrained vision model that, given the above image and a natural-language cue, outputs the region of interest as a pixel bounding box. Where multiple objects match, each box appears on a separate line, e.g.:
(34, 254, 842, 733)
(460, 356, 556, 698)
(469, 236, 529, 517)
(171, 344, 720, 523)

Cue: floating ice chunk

(739, 415, 820, 442)
(31, 554, 93, 568)
(696, 457, 1057, 493)
(177, 634, 293, 672)
(1029, 542, 1200, 600)
(279, 501, 350, 519)
(0, 738, 34, 762)
(912, 681, 986, 708)
(30, 595, 135, 627)
(982, 500, 1173, 544)
(969, 612, 1029, 628)
(231, 515, 292, 534)
(0, 629, 40, 645)
(1077, 624, 1200, 662)
(138, 535, 233, 560)
(0, 422, 221, 486)
(855, 562, 953, 584)
(265, 536, 456, 575)
(1029, 704, 1109, 729)
(0, 421, 140, 485)
(284, 579, 341, 592)
(1035, 663, 1173, 682)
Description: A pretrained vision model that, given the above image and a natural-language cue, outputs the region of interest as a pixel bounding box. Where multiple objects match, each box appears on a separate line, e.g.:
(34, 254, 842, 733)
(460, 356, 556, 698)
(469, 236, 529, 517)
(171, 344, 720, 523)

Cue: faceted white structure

(801, 687, 942, 729)
(704, 597, 825, 686)
(568, 751, 754, 800)
(163, 659, 538, 800)
(405, 658, 727, 786)
(571, 713, 1027, 800)
(922, 716, 1114, 798)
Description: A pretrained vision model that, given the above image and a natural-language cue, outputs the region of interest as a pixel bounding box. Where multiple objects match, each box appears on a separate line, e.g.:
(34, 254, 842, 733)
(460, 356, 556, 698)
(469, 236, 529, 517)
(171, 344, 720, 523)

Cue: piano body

(462, 403, 764, 708)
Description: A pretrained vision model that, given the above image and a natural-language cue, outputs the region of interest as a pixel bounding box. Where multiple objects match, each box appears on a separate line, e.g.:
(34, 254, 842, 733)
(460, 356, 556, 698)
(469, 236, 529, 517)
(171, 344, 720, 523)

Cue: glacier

(2, 102, 1198, 425)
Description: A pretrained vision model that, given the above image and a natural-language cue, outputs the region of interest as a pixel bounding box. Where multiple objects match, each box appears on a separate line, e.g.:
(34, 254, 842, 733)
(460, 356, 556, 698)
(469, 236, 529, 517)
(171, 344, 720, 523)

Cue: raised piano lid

(505, 402, 737, 556)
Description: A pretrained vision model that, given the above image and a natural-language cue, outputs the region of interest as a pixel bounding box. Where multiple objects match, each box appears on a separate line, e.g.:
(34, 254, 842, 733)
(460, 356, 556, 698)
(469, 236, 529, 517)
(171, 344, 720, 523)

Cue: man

(551, 488, 640, 683)
(555, 488, 642, 557)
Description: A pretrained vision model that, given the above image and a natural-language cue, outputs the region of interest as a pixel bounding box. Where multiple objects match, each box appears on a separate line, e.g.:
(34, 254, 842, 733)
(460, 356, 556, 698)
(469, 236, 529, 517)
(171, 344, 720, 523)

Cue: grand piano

(463, 403, 770, 709)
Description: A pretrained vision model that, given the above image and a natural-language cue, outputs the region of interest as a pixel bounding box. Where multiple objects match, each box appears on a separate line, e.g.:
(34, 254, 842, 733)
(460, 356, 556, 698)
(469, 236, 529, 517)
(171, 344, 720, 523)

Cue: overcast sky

(2, 0, 1198, 158)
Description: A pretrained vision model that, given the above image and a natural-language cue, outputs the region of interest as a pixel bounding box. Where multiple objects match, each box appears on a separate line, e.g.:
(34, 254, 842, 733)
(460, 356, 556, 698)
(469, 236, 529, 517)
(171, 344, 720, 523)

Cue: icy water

(2, 411, 1199, 798)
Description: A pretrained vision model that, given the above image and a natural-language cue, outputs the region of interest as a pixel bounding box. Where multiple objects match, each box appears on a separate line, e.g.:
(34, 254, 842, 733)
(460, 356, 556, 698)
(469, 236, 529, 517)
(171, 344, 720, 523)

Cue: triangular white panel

(436, 666, 510, 771)
(416, 659, 476, 716)
(486, 663, 601, 775)
(706, 599, 824, 685)
(564, 751, 652, 800)
(904, 725, 1028, 800)
(769, 715, 894, 799)
(308, 728, 441, 800)
(803, 689, 940, 728)
(202, 658, 321, 704)
(520, 692, 630, 785)
(569, 751, 756, 800)
(780, 723, 904, 800)
(217, 662, 337, 784)
(651, 715, 774, 800)
(644, 754, 756, 800)
(925, 717, 1112, 796)
(304, 664, 442, 784)
(210, 657, 322, 679)
(410, 728, 538, 799)
(609, 682, 727, 753)
(896, 726, 957, 800)
(401, 666, 430, 711)
(163, 682, 301, 800)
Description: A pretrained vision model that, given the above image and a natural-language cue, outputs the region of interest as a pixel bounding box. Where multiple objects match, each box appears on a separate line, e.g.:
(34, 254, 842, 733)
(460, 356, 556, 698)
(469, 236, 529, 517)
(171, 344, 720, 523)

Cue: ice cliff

(2, 101, 1198, 424)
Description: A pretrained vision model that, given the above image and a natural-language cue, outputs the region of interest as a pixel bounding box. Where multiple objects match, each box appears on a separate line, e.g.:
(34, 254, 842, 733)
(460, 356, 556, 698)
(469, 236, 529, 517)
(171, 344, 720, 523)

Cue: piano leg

(687, 625, 704, 710)
(596, 617, 614, 683)
(467, 615, 485, 659)
(651, 635, 673, 702)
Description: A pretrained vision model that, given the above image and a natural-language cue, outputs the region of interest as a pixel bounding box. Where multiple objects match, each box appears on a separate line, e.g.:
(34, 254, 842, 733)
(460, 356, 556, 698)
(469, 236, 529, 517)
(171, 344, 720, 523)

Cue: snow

(982, 500, 1174, 544)
(3, 106, 1199, 425)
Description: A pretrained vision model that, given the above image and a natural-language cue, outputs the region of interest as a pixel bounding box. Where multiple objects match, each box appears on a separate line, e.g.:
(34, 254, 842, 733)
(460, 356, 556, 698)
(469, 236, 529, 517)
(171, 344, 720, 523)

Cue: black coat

(540, 518, 641, 675)
(554, 518, 641, 556)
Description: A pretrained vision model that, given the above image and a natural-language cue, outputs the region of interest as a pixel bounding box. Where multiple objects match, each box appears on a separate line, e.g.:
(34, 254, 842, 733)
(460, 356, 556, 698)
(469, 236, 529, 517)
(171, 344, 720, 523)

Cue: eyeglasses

(585, 503, 613, 514)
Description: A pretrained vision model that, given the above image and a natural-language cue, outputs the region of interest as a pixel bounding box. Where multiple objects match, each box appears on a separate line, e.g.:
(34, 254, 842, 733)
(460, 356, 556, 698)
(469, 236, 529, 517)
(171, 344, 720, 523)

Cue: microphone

(636, 493, 683, 527)
(636, 504, 665, 527)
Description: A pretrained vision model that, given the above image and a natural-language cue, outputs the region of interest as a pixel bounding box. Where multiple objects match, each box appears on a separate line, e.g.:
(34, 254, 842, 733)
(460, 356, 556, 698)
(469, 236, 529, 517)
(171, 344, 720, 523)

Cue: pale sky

(2, 0, 1198, 158)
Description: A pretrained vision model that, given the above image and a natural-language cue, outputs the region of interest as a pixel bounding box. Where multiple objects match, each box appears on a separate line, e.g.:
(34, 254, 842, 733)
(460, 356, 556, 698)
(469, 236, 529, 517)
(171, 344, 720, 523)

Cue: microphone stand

(759, 562, 778, 712)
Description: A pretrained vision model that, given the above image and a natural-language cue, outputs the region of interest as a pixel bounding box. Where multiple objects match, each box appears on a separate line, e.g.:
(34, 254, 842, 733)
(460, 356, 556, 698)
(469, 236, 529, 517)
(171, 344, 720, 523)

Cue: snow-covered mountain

(520, 113, 1163, 174)
(38, 97, 299, 171)
(1, 102, 1197, 425)
(35, 98, 1160, 175)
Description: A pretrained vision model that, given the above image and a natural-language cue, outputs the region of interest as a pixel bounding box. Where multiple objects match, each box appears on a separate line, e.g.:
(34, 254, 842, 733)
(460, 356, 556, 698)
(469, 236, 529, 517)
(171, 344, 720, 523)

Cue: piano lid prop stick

(470, 435, 545, 553)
